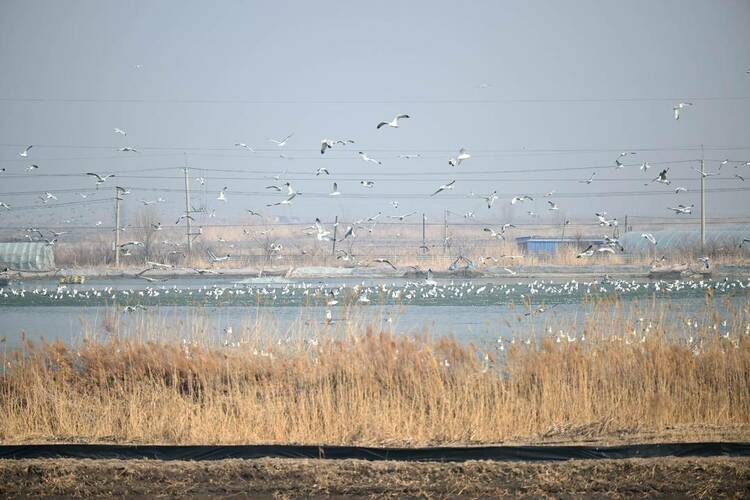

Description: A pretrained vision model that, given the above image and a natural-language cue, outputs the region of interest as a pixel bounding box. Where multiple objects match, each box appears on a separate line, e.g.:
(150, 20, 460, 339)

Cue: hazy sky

(0, 0, 749, 229)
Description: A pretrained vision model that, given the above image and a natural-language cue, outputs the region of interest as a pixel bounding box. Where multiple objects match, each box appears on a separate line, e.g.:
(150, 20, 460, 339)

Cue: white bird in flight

(314, 218, 331, 241)
(234, 143, 256, 152)
(26, 164, 39, 172)
(315, 167, 330, 176)
(217, 187, 227, 202)
(481, 190, 498, 209)
(268, 133, 294, 147)
(119, 147, 139, 153)
(358, 152, 382, 165)
(693, 167, 719, 178)
(114, 128, 127, 136)
(673, 102, 693, 120)
(448, 148, 471, 167)
(641, 233, 657, 245)
(547, 201, 559, 211)
(511, 195, 533, 204)
(668, 204, 694, 214)
(431, 180, 455, 196)
(377, 114, 410, 129)
(86, 172, 115, 187)
(579, 172, 596, 184)
(329, 182, 340, 196)
(388, 211, 416, 221)
(360, 180, 375, 188)
(640, 162, 651, 172)
(19, 145, 32, 157)
(674, 186, 687, 193)
(320, 138, 354, 154)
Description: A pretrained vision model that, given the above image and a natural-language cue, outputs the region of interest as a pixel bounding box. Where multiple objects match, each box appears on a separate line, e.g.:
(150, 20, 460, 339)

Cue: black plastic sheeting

(0, 442, 748, 462)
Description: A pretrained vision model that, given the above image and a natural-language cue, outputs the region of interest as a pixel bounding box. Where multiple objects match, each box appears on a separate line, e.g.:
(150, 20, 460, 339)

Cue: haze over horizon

(1, 0, 749, 229)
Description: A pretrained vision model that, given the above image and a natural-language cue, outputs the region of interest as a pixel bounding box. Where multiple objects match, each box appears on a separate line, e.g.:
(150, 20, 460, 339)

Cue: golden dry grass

(1, 299, 749, 446)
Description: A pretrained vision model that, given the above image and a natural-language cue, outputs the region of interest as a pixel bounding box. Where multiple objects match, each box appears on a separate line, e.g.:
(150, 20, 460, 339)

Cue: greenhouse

(0, 242, 56, 272)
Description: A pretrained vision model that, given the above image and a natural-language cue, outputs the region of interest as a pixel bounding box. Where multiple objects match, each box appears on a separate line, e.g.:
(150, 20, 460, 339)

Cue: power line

(2, 95, 750, 105)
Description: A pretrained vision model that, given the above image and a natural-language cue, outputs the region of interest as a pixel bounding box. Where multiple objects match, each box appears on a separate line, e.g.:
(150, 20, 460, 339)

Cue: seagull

(391, 201, 399, 209)
(641, 233, 657, 245)
(268, 133, 294, 147)
(358, 152, 382, 165)
(504, 268, 517, 276)
(579, 172, 596, 184)
(320, 138, 354, 154)
(315, 167, 330, 176)
(547, 201, 559, 211)
(246, 210, 262, 217)
(217, 187, 227, 202)
(360, 180, 375, 188)
(342, 225, 355, 240)
(44, 192, 57, 200)
(673, 102, 693, 120)
(482, 227, 505, 240)
(207, 249, 231, 263)
(576, 245, 594, 258)
(329, 182, 341, 196)
(739, 238, 750, 248)
(431, 180, 455, 196)
(373, 258, 397, 270)
(234, 143, 256, 152)
(511, 195, 533, 204)
(195, 177, 206, 185)
(265, 185, 283, 192)
(650, 168, 671, 185)
(388, 211, 416, 221)
(674, 186, 687, 193)
(481, 190, 498, 209)
(114, 128, 127, 136)
(314, 218, 331, 241)
(668, 204, 694, 214)
(176, 214, 194, 224)
(448, 148, 471, 167)
(544, 190, 556, 197)
(26, 164, 39, 172)
(118, 147, 139, 153)
(377, 114, 410, 129)
(693, 168, 719, 178)
(19, 145, 33, 157)
(640, 162, 651, 172)
(736, 174, 745, 182)
(86, 172, 115, 187)
(399, 153, 421, 159)
(266, 183, 297, 206)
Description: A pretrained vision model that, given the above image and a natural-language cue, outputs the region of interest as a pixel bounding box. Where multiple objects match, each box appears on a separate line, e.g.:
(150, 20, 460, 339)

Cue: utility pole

(700, 157, 706, 253)
(443, 209, 448, 254)
(114, 187, 121, 266)
(331, 216, 338, 256)
(420, 213, 428, 254)
(183, 165, 192, 259)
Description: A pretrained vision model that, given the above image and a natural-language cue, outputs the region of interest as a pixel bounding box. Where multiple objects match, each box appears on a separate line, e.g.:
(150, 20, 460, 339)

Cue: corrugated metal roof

(0, 242, 55, 271)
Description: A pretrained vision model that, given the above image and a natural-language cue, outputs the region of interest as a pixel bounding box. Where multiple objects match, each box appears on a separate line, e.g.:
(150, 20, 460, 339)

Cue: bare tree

(135, 206, 161, 261)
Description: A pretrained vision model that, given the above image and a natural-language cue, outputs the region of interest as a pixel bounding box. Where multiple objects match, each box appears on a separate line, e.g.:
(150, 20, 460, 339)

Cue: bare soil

(1, 456, 748, 498)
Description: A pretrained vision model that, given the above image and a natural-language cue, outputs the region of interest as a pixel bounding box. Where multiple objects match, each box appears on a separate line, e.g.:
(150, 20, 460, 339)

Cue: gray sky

(0, 0, 749, 229)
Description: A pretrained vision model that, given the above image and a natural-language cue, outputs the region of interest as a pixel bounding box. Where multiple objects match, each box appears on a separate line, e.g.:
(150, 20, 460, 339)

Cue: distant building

(515, 235, 604, 255)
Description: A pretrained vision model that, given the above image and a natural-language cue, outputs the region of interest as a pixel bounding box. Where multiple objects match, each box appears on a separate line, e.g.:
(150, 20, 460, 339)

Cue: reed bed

(1, 299, 749, 445)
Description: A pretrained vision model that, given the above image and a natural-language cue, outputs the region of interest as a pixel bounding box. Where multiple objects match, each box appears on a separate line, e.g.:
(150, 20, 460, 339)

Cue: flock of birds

(2, 101, 750, 275)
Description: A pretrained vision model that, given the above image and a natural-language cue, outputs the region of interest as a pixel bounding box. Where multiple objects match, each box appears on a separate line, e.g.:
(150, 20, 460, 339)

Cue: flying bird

(431, 180, 455, 196)
(19, 145, 33, 157)
(674, 186, 687, 193)
(217, 187, 227, 202)
(693, 167, 719, 178)
(320, 138, 354, 154)
(358, 152, 382, 165)
(268, 133, 294, 147)
(118, 147, 139, 153)
(547, 201, 559, 211)
(329, 182, 341, 196)
(315, 167, 330, 176)
(314, 218, 331, 241)
(360, 180, 375, 188)
(673, 102, 693, 120)
(576, 245, 595, 258)
(579, 172, 596, 184)
(481, 190, 499, 209)
(641, 233, 657, 245)
(26, 164, 39, 172)
(234, 143, 256, 152)
(640, 162, 651, 171)
(373, 258, 397, 270)
(650, 169, 671, 185)
(114, 128, 127, 136)
(668, 204, 694, 214)
(86, 172, 115, 187)
(511, 195, 534, 204)
(388, 212, 416, 221)
(448, 148, 471, 167)
(377, 114, 410, 129)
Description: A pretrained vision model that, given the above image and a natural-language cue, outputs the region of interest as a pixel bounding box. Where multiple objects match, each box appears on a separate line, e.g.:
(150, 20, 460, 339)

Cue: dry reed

(1, 299, 749, 445)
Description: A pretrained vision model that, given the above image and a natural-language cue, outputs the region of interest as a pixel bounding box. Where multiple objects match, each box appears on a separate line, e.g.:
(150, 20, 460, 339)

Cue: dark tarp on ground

(0, 442, 748, 462)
